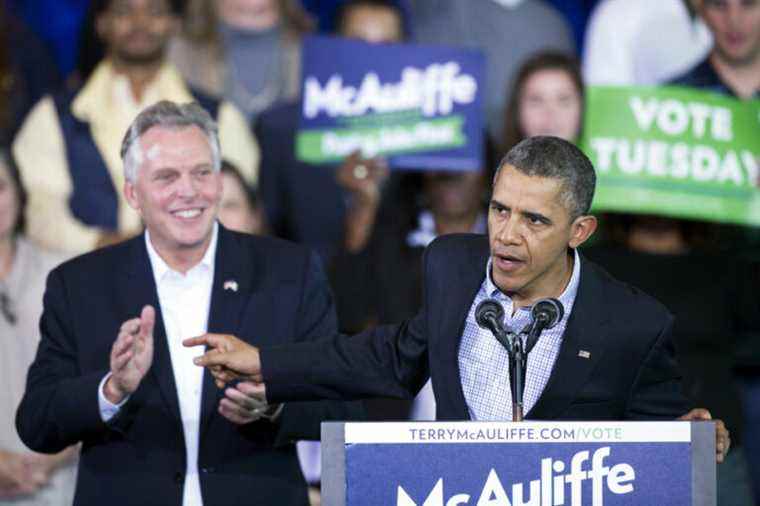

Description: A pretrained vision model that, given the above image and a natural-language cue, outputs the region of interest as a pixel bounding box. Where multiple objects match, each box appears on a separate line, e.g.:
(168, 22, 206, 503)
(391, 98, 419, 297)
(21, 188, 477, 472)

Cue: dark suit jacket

(16, 226, 363, 506)
(263, 233, 691, 421)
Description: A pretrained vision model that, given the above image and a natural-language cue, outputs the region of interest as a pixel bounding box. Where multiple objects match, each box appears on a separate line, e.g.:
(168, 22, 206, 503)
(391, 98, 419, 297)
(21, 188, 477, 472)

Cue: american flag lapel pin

(578, 350, 591, 359)
(223, 280, 238, 292)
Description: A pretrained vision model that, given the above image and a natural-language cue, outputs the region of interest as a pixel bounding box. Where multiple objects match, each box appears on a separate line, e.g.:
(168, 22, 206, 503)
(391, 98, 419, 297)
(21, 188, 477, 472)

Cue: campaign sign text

(297, 36, 485, 171)
(579, 86, 760, 226)
(344, 422, 692, 505)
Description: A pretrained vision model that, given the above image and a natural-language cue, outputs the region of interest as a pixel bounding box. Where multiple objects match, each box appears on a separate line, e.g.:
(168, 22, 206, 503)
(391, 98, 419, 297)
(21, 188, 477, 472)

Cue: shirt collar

(145, 222, 218, 285)
(484, 248, 582, 314)
(71, 60, 195, 122)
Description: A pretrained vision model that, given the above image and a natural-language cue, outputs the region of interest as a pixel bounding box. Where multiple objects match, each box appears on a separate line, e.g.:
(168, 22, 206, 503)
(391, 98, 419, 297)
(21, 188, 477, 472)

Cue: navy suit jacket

(262, 233, 691, 421)
(16, 226, 363, 506)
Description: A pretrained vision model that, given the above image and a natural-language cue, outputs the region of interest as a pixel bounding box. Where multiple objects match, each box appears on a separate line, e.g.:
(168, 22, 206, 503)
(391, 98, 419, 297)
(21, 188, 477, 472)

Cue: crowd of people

(1, 0, 758, 505)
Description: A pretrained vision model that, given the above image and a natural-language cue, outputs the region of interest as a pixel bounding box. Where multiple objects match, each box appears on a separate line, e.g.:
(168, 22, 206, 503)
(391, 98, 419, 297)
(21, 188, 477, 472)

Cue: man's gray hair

(494, 136, 596, 220)
(120, 100, 221, 183)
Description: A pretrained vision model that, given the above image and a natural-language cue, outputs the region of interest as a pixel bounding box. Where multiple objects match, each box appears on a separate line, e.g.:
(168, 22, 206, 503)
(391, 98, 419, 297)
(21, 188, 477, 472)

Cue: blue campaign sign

(346, 442, 691, 505)
(339, 422, 700, 506)
(296, 36, 486, 171)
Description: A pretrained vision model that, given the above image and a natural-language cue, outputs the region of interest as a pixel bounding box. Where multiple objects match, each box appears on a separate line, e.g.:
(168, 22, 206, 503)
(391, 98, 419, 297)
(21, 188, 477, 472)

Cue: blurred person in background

(0, 148, 77, 506)
(0, 4, 61, 146)
(669, 1, 760, 495)
(501, 51, 584, 152)
(218, 160, 267, 234)
(583, 0, 713, 85)
(169, 0, 314, 121)
(12, 0, 258, 256)
(408, 0, 574, 141)
(256, 0, 405, 260)
(671, 0, 759, 98)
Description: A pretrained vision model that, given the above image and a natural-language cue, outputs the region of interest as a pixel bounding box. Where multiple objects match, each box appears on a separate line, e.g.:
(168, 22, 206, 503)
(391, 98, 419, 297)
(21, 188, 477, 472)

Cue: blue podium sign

(296, 36, 486, 171)
(322, 421, 715, 506)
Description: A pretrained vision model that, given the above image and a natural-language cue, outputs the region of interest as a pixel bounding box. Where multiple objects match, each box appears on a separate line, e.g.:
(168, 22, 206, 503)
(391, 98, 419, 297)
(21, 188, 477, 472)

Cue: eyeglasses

(0, 292, 16, 325)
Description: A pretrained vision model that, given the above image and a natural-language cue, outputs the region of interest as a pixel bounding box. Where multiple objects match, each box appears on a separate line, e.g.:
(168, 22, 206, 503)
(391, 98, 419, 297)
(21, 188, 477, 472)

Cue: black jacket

(16, 225, 363, 506)
(263, 233, 691, 421)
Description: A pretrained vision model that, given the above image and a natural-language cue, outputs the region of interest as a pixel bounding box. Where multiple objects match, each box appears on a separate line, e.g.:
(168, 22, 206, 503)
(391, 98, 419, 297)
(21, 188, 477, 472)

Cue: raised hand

(183, 333, 262, 388)
(104, 305, 156, 404)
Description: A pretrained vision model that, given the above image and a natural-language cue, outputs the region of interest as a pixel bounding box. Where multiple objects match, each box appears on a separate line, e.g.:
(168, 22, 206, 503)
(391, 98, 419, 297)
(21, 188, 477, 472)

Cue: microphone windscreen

(475, 299, 504, 330)
(531, 298, 564, 329)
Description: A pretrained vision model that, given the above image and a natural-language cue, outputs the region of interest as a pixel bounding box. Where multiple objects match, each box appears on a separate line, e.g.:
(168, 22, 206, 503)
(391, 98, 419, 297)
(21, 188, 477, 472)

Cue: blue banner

(297, 36, 486, 171)
(346, 440, 691, 505)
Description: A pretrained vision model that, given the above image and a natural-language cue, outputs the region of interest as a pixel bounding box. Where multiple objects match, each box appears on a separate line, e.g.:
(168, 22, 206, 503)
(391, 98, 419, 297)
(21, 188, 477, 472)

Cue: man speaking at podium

(187, 136, 728, 458)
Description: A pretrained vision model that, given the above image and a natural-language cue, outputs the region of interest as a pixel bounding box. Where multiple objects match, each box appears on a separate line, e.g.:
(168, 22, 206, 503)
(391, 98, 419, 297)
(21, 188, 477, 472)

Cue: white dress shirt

(98, 224, 218, 506)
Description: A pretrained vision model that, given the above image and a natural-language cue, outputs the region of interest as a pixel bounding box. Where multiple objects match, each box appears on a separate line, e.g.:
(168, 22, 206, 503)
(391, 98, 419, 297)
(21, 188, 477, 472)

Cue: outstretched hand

(183, 333, 262, 388)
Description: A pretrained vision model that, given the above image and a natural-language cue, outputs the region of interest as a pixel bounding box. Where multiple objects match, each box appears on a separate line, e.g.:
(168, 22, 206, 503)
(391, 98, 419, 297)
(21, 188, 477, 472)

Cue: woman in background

(0, 148, 77, 505)
(169, 0, 313, 120)
(502, 51, 584, 151)
(218, 160, 266, 235)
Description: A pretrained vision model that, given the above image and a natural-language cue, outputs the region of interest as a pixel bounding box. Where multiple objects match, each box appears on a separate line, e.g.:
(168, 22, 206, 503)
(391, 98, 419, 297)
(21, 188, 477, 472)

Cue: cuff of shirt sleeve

(98, 373, 130, 422)
(260, 403, 284, 422)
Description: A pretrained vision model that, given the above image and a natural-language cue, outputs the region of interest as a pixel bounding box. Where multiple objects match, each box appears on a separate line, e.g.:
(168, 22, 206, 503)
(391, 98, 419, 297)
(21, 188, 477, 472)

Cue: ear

(568, 214, 597, 249)
(124, 181, 141, 213)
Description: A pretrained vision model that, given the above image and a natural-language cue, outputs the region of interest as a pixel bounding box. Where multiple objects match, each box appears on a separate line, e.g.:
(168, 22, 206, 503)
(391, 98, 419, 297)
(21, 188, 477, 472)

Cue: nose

(725, 2, 745, 27)
(494, 214, 522, 246)
(176, 173, 199, 199)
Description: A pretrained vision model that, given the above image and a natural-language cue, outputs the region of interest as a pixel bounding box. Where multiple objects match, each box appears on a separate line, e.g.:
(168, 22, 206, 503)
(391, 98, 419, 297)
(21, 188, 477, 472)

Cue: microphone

(475, 299, 511, 351)
(523, 298, 564, 354)
(475, 299, 505, 334)
(530, 298, 564, 331)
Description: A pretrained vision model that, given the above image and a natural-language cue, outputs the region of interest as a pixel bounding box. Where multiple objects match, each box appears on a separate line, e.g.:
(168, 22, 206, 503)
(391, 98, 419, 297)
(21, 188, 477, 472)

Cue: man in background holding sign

(671, 0, 760, 499)
(257, 0, 407, 260)
(186, 136, 729, 465)
(671, 0, 759, 99)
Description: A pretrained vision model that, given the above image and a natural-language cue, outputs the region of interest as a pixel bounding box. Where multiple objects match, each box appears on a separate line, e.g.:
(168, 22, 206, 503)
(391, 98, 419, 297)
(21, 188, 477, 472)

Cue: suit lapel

(527, 256, 611, 420)
(122, 236, 183, 425)
(199, 227, 258, 436)
(437, 236, 490, 420)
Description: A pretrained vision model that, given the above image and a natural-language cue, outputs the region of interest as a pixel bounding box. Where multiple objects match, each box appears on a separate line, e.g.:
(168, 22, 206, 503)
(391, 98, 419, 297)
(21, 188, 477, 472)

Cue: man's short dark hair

(91, 0, 183, 16)
(496, 136, 596, 220)
(334, 0, 408, 38)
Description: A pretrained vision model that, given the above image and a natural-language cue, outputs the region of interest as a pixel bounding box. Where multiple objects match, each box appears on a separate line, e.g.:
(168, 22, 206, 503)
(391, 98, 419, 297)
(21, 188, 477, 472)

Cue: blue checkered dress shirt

(458, 249, 581, 420)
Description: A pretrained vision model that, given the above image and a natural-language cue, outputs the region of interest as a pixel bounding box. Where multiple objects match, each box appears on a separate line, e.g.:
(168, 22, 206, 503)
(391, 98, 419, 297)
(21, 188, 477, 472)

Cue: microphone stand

(509, 334, 525, 421)
(494, 326, 528, 422)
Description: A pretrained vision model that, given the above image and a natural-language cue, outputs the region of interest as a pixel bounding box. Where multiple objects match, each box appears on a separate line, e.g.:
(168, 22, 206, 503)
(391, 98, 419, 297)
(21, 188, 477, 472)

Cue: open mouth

(494, 253, 524, 272)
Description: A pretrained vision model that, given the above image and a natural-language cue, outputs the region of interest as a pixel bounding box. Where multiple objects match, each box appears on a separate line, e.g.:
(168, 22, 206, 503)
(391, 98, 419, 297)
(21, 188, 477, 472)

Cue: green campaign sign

(579, 86, 760, 226)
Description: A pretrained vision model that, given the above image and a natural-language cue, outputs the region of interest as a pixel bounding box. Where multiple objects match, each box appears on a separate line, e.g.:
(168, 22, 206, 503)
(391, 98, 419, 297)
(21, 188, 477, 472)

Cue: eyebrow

(490, 199, 553, 225)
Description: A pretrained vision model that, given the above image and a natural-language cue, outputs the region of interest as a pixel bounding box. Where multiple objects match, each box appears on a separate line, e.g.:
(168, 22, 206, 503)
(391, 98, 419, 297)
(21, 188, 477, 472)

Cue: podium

(322, 421, 715, 506)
